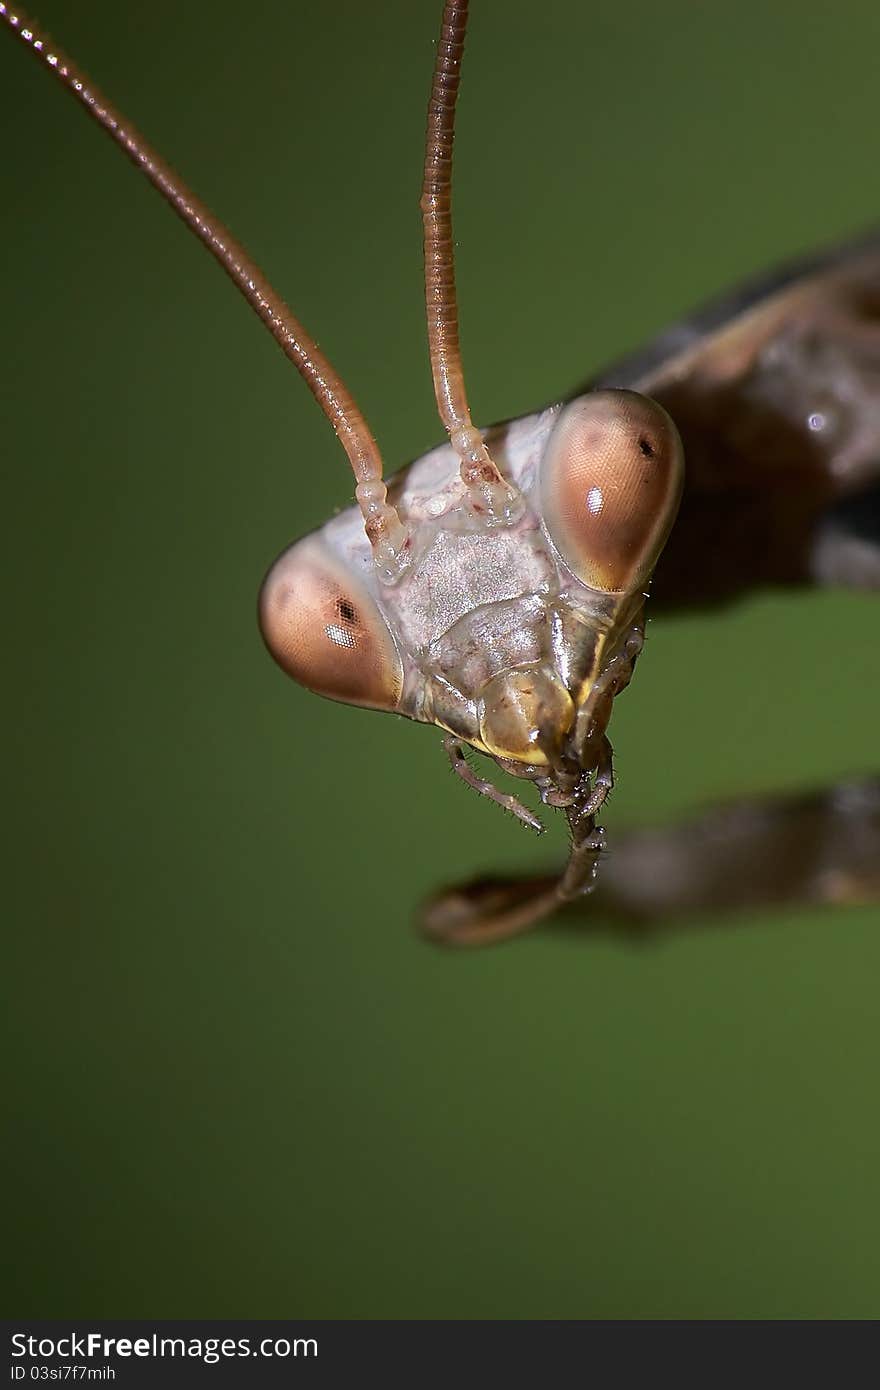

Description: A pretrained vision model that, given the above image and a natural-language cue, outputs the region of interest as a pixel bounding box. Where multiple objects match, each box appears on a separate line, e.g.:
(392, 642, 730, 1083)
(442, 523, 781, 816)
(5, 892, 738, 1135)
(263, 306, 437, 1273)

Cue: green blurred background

(3, 0, 879, 1319)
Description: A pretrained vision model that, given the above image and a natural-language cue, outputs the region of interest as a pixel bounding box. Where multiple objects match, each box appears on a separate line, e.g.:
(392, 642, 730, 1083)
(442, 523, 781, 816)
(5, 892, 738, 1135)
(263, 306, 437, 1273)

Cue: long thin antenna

(421, 0, 522, 524)
(0, 3, 407, 577)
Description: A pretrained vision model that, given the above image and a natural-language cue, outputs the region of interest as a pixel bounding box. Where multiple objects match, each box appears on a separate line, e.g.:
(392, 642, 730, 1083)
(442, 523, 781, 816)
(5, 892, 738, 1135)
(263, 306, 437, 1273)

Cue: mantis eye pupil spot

(337, 598, 357, 623)
(638, 436, 655, 457)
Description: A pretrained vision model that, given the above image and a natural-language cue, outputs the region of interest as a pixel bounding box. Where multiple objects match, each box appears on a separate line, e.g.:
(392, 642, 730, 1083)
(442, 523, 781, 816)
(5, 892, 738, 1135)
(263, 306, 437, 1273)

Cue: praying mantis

(3, 1, 877, 948)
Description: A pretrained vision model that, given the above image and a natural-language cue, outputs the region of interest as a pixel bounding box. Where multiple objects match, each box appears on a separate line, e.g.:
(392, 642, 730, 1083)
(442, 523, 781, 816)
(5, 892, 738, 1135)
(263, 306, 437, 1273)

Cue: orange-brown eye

(258, 536, 403, 711)
(540, 390, 684, 593)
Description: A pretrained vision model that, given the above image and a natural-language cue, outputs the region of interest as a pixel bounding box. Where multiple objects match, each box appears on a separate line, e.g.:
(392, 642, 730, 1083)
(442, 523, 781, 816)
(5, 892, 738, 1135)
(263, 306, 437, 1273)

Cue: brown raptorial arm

(421, 0, 521, 523)
(0, 3, 407, 574)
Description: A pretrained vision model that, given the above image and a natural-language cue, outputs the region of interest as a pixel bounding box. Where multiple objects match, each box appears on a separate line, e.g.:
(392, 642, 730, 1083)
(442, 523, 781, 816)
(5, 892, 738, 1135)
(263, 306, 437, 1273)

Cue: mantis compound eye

(258, 537, 403, 711)
(540, 390, 684, 593)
